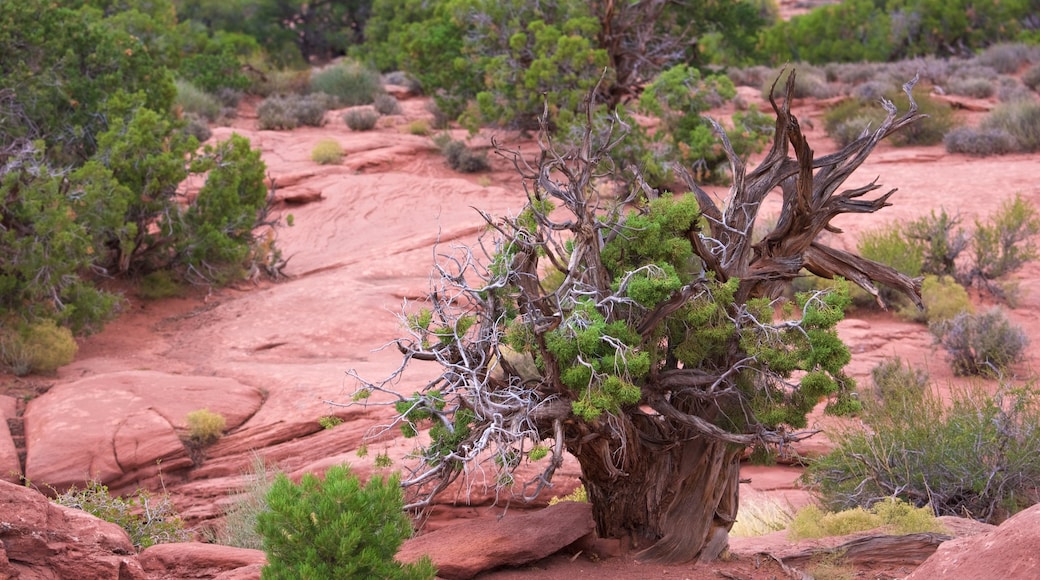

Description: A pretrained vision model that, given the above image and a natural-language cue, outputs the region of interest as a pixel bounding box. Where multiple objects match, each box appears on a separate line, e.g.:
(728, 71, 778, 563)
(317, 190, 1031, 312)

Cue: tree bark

(569, 412, 744, 563)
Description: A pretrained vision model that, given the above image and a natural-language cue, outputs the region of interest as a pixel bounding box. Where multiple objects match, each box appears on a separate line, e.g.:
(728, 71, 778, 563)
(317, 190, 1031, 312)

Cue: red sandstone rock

(139, 542, 265, 580)
(0, 479, 147, 579)
(906, 505, 1040, 579)
(23, 370, 263, 493)
(396, 501, 595, 579)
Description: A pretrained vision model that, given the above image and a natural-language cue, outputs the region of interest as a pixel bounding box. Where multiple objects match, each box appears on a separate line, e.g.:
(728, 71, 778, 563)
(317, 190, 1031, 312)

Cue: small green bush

(435, 136, 489, 173)
(804, 380, 1040, 522)
(138, 270, 183, 300)
(405, 120, 431, 136)
(343, 108, 380, 131)
(981, 101, 1040, 152)
(869, 357, 928, 402)
(373, 94, 402, 116)
(175, 79, 222, 122)
(258, 464, 436, 579)
(318, 415, 344, 429)
(788, 499, 943, 540)
(0, 320, 78, 376)
(310, 61, 385, 107)
(310, 139, 344, 165)
(186, 408, 227, 446)
(54, 480, 188, 549)
(916, 275, 973, 324)
(257, 94, 330, 130)
(932, 308, 1028, 376)
(944, 127, 1018, 156)
(548, 484, 588, 505)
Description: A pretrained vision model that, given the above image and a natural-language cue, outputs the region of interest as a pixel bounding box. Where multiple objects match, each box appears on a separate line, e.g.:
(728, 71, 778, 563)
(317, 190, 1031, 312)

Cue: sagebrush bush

(219, 455, 276, 550)
(175, 79, 222, 122)
(856, 223, 923, 307)
(343, 108, 380, 131)
(804, 380, 1040, 523)
(435, 136, 489, 173)
(310, 60, 385, 107)
(762, 66, 836, 99)
(252, 68, 311, 97)
(186, 408, 227, 445)
(0, 319, 78, 376)
(824, 90, 956, 147)
(946, 77, 996, 99)
(944, 127, 1018, 156)
(310, 139, 344, 164)
(869, 357, 929, 402)
(967, 193, 1040, 283)
(981, 100, 1040, 152)
(54, 480, 188, 549)
(977, 43, 1036, 74)
(382, 71, 422, 94)
(182, 113, 213, 143)
(258, 465, 436, 579)
(257, 94, 330, 130)
(1022, 63, 1040, 91)
(373, 94, 402, 115)
(932, 308, 1028, 376)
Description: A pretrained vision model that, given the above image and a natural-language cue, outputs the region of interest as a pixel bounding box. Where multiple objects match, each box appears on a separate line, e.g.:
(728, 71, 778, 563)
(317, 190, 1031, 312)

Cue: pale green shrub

(186, 408, 226, 445)
(310, 139, 344, 165)
(54, 480, 188, 549)
(343, 108, 380, 131)
(0, 319, 78, 376)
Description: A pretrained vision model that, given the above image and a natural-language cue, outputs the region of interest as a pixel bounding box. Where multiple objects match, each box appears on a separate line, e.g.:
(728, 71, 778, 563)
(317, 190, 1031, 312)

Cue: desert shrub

(788, 499, 943, 540)
(219, 455, 277, 550)
(175, 79, 221, 122)
(373, 94, 402, 116)
(186, 409, 227, 446)
(944, 127, 1019, 156)
(826, 62, 883, 85)
(54, 480, 188, 549)
(913, 275, 973, 324)
(997, 81, 1035, 104)
(548, 484, 588, 505)
(252, 68, 312, 98)
(824, 89, 955, 147)
(904, 209, 969, 278)
(0, 320, 78, 376)
(932, 309, 1028, 376)
(435, 136, 489, 173)
(981, 100, 1040, 152)
(318, 416, 344, 429)
(182, 113, 213, 143)
(405, 119, 431, 136)
(869, 357, 929, 402)
(257, 94, 330, 130)
(343, 108, 380, 131)
(804, 380, 1040, 523)
(310, 61, 385, 107)
(946, 77, 996, 99)
(850, 79, 893, 102)
(761, 66, 836, 99)
(382, 71, 422, 94)
(138, 270, 183, 300)
(968, 194, 1040, 283)
(257, 465, 436, 579)
(310, 139, 344, 165)
(1022, 63, 1040, 91)
(977, 43, 1036, 74)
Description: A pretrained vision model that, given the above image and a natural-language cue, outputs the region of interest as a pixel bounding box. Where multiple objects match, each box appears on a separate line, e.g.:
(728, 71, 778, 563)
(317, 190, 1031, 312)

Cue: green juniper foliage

(257, 465, 436, 580)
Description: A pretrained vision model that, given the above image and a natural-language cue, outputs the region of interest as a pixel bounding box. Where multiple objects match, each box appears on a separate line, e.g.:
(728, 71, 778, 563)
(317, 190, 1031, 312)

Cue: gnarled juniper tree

(345, 73, 924, 563)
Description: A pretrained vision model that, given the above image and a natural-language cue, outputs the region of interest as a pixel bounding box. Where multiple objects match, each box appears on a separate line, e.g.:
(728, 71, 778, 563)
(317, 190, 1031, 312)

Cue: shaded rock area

(397, 501, 596, 579)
